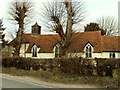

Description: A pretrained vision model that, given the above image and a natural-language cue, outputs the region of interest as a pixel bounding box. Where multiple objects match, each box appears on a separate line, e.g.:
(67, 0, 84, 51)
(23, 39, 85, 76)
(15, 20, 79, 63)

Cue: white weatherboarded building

(10, 23, 120, 59)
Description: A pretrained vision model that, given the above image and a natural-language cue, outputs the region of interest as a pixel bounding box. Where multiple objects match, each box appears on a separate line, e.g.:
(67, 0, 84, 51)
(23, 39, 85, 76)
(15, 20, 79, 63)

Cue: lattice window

(85, 44, 92, 58)
(109, 53, 115, 58)
(32, 45, 37, 57)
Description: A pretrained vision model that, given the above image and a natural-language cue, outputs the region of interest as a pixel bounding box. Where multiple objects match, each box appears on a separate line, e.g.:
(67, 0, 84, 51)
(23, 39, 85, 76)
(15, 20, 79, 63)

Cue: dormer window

(85, 43, 93, 58)
(32, 45, 37, 57)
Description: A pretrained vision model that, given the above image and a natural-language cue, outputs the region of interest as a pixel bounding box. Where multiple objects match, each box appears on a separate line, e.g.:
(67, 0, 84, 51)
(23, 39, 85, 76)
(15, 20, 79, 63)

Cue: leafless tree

(41, 0, 85, 56)
(8, 0, 33, 56)
(96, 16, 118, 36)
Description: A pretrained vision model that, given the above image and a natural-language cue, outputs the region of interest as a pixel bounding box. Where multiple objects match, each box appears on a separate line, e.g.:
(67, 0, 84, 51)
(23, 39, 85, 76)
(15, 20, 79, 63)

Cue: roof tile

(11, 31, 120, 53)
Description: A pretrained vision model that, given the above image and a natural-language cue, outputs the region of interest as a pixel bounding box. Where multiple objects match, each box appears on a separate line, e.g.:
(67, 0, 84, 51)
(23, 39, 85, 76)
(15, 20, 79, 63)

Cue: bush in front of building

(2, 57, 60, 71)
(60, 58, 120, 76)
(2, 57, 120, 76)
(2, 57, 32, 70)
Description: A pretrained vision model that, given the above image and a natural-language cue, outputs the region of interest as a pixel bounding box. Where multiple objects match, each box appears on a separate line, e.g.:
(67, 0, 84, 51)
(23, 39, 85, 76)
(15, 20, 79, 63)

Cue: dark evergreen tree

(84, 22, 106, 35)
(0, 19, 5, 34)
(0, 19, 6, 50)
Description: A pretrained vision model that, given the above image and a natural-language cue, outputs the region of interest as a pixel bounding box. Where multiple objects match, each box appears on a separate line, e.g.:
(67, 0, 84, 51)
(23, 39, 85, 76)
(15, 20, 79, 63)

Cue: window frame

(54, 43, 60, 58)
(109, 52, 115, 58)
(32, 45, 37, 57)
(85, 43, 93, 58)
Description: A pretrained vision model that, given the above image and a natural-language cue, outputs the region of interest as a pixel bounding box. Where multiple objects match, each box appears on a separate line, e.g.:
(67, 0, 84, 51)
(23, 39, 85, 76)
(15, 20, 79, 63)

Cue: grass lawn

(1, 66, 119, 88)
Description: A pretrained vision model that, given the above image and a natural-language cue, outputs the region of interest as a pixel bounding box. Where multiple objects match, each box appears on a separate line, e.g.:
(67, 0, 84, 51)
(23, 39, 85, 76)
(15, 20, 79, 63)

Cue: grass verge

(1, 66, 119, 88)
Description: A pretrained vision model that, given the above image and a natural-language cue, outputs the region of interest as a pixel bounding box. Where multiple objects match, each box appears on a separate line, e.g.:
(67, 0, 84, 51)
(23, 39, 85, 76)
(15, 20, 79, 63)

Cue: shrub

(2, 57, 32, 70)
(60, 58, 120, 76)
(2, 57, 60, 71)
(2, 57, 120, 76)
(112, 69, 120, 78)
(31, 60, 41, 70)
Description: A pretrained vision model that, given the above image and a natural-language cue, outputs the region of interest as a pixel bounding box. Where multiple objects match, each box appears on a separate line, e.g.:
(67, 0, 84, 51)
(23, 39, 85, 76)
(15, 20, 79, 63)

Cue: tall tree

(96, 16, 118, 36)
(0, 19, 5, 35)
(41, 0, 85, 56)
(84, 22, 105, 35)
(0, 19, 6, 50)
(8, 0, 33, 56)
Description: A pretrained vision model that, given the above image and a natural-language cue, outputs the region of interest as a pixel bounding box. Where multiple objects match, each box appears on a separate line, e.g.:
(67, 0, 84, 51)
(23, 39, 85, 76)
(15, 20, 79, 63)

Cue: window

(32, 45, 37, 57)
(54, 43, 60, 58)
(109, 53, 115, 58)
(85, 45, 92, 58)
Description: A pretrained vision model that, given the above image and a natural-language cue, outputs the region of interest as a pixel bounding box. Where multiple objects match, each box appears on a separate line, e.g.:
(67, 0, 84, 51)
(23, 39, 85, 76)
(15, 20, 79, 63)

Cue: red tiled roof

(102, 36, 120, 52)
(68, 31, 102, 53)
(11, 31, 120, 53)
(22, 34, 61, 53)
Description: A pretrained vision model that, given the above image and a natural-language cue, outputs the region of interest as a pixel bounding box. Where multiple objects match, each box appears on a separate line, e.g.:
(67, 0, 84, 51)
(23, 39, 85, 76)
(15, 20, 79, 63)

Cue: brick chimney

(31, 22, 41, 35)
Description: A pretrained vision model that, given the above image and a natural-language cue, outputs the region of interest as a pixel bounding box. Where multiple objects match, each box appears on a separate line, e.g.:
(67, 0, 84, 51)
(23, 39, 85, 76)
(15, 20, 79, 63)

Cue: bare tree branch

(41, 0, 85, 56)
(96, 16, 118, 36)
(8, 0, 34, 56)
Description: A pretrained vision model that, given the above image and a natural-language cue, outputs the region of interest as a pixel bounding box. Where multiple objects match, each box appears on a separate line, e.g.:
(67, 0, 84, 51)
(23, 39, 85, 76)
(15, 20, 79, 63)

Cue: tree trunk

(60, 0, 73, 57)
(13, 22, 23, 57)
(65, 0, 73, 42)
(13, 45, 21, 57)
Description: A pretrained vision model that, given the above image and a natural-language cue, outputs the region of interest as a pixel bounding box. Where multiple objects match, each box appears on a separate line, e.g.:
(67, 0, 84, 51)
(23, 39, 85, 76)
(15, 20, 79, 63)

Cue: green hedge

(2, 57, 60, 71)
(2, 57, 120, 76)
(60, 58, 120, 76)
(2, 57, 32, 70)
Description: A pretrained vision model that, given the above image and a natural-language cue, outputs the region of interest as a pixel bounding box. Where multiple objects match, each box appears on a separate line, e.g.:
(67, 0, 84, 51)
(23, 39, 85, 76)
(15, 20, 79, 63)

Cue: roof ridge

(23, 33, 59, 36)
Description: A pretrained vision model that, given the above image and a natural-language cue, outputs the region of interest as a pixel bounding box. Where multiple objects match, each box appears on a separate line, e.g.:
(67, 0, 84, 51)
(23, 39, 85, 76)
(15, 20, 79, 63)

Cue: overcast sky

(0, 0, 119, 41)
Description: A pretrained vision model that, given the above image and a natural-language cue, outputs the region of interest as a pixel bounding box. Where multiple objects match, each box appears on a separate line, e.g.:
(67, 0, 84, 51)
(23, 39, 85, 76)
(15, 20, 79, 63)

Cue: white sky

(0, 0, 120, 40)
(85, 0, 119, 23)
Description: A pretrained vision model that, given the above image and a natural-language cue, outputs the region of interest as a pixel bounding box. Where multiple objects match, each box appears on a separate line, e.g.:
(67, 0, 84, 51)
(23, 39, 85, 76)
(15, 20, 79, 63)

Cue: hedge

(2, 57, 60, 71)
(2, 57, 120, 76)
(60, 58, 120, 76)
